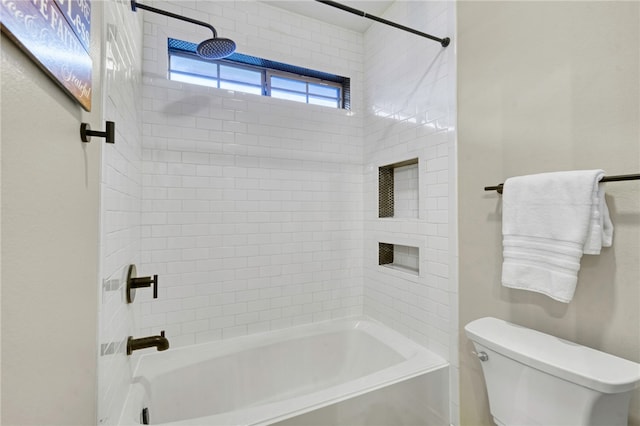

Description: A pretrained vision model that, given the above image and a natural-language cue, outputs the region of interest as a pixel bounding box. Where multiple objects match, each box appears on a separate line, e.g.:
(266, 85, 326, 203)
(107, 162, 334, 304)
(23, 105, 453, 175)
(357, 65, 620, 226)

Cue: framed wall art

(1, 0, 93, 111)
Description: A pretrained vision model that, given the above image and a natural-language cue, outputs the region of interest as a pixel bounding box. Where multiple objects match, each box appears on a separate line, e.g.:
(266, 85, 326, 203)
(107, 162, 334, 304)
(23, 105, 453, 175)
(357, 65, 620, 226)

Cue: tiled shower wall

(138, 1, 364, 346)
(102, 0, 457, 423)
(362, 1, 458, 422)
(98, 1, 143, 424)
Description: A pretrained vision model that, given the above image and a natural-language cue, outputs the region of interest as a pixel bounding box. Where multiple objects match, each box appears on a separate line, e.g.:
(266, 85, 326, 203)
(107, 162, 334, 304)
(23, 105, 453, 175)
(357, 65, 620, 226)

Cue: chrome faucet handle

(472, 350, 489, 362)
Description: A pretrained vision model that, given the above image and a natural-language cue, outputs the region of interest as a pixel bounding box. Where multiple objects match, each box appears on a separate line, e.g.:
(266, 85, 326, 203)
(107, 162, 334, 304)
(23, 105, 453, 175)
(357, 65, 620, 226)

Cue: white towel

(501, 170, 613, 303)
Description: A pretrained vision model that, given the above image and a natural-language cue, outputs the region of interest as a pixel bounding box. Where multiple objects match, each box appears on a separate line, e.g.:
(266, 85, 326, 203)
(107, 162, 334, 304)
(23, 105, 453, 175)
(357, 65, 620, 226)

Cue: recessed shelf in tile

(378, 158, 419, 219)
(378, 242, 419, 275)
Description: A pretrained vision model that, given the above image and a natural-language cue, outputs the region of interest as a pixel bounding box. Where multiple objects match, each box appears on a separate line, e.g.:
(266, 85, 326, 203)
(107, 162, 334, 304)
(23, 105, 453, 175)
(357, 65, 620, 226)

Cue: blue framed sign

(1, 0, 93, 111)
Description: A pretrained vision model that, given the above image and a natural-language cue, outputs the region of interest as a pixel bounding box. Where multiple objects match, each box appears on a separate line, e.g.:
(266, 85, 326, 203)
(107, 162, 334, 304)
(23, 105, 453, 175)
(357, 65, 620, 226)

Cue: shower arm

(131, 1, 217, 38)
(315, 0, 450, 47)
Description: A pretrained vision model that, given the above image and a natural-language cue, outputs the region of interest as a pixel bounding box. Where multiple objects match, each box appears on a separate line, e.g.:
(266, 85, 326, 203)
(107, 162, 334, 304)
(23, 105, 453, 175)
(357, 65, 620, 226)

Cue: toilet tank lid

(465, 317, 640, 394)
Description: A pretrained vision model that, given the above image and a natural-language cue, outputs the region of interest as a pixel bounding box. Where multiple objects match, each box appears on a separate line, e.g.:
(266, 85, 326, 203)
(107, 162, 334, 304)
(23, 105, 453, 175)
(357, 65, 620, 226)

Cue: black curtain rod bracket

(485, 173, 640, 194)
(315, 0, 450, 47)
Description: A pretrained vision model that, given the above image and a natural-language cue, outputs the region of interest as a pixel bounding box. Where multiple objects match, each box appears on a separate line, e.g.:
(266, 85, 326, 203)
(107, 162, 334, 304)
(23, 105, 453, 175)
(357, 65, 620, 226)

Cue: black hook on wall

(80, 121, 115, 144)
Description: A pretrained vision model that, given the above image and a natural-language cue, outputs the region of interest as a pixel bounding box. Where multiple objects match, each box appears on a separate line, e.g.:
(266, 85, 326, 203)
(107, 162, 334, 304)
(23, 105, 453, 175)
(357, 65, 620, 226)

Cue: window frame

(266, 69, 343, 109)
(168, 48, 347, 110)
(169, 51, 266, 93)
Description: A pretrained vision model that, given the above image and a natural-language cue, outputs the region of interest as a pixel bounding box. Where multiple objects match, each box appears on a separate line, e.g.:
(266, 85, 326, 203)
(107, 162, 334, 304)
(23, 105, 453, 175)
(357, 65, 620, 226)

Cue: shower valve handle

(126, 264, 159, 303)
(130, 275, 158, 298)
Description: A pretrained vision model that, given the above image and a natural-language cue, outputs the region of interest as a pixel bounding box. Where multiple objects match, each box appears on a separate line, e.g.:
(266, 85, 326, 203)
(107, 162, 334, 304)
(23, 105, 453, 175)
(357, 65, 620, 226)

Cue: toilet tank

(465, 317, 640, 426)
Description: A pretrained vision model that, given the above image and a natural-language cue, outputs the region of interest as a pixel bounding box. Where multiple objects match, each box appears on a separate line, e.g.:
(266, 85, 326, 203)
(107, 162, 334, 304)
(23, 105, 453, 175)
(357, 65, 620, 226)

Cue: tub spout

(127, 331, 169, 355)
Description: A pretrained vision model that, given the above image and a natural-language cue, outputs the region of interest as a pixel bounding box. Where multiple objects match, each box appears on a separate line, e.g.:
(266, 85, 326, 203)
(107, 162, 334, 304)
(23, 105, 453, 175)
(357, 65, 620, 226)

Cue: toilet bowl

(465, 317, 640, 426)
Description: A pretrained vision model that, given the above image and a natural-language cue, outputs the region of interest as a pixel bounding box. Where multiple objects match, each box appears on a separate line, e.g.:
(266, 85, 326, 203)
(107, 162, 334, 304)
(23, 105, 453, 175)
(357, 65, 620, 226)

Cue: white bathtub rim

(249, 359, 448, 426)
(140, 357, 448, 426)
(118, 315, 449, 426)
(131, 316, 429, 382)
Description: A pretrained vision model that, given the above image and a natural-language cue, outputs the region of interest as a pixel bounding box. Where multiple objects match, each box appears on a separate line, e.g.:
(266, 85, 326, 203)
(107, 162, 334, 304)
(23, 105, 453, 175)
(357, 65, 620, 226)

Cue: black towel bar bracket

(485, 173, 640, 194)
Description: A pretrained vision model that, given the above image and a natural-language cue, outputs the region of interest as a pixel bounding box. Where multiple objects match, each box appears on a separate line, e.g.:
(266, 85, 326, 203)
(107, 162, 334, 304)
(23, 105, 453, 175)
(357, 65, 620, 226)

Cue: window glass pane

(271, 89, 307, 104)
(171, 55, 217, 78)
(170, 72, 217, 88)
(220, 81, 262, 95)
(308, 83, 339, 98)
(168, 45, 348, 109)
(220, 65, 261, 85)
(308, 95, 339, 108)
(271, 76, 306, 92)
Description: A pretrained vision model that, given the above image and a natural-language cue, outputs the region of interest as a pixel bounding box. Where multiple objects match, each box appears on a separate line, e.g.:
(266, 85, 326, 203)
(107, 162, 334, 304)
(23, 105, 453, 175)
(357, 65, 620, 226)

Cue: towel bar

(484, 173, 640, 194)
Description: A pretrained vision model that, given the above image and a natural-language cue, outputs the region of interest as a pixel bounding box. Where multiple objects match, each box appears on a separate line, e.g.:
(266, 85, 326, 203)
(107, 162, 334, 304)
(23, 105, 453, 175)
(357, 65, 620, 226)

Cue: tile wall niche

(362, 1, 459, 423)
(138, 1, 364, 346)
(378, 158, 420, 219)
(98, 1, 144, 425)
(378, 242, 420, 275)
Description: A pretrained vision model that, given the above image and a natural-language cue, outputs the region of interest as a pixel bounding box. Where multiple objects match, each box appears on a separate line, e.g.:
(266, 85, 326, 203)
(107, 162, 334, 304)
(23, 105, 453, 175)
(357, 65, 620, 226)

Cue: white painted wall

(1, 3, 103, 424)
(457, 2, 640, 424)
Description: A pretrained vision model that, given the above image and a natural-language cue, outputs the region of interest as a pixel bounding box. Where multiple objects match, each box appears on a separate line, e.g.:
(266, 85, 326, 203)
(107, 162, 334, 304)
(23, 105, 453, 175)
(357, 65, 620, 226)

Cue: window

(270, 75, 341, 108)
(168, 39, 350, 110)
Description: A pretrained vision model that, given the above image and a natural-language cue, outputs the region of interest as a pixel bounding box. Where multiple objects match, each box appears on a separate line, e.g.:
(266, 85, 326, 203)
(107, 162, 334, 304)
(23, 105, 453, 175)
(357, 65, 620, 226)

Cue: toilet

(465, 317, 640, 426)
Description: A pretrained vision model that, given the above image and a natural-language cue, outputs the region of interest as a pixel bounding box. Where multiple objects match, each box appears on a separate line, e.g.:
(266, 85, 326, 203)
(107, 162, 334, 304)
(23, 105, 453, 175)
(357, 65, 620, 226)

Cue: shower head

(197, 37, 237, 60)
(131, 1, 236, 59)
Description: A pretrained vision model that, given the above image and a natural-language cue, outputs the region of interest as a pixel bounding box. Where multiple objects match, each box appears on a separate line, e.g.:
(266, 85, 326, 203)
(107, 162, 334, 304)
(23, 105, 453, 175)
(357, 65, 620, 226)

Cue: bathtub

(119, 317, 449, 426)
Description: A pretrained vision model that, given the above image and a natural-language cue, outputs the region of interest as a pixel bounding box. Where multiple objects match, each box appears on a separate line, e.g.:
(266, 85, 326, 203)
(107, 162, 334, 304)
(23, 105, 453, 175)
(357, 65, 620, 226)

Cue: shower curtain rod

(314, 0, 450, 47)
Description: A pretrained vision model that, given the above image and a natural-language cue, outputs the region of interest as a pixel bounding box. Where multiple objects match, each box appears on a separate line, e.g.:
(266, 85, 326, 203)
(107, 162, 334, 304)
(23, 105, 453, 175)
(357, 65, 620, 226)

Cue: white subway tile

(134, 7, 455, 410)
